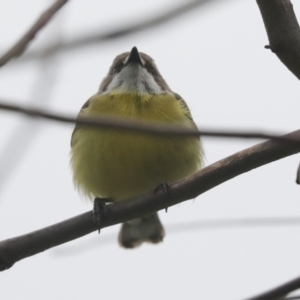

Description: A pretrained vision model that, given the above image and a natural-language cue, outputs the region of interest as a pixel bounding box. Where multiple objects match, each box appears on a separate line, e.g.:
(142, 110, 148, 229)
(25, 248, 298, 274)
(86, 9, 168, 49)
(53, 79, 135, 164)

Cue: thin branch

(0, 15, 64, 196)
(0, 0, 68, 68)
(53, 217, 300, 257)
(0, 100, 300, 143)
(296, 161, 300, 184)
(1, 129, 300, 271)
(257, 0, 300, 79)
(246, 276, 300, 300)
(12, 0, 221, 62)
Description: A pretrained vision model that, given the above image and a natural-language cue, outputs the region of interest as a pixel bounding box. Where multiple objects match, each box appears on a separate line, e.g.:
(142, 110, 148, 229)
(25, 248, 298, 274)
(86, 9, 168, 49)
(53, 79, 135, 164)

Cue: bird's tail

(118, 212, 165, 248)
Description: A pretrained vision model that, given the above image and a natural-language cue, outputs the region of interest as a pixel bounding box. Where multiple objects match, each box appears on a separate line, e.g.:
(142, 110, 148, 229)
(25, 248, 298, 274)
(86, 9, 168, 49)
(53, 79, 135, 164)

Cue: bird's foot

(153, 183, 170, 213)
(93, 197, 112, 233)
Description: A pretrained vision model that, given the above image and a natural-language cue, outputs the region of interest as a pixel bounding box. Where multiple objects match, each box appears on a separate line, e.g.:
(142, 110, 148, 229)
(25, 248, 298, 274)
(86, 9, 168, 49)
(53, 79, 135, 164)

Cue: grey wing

(70, 99, 91, 148)
(173, 92, 203, 162)
(173, 92, 198, 129)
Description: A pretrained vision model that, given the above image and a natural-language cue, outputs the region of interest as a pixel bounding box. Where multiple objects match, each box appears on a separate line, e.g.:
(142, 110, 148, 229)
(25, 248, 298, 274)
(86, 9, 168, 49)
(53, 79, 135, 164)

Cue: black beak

(126, 47, 142, 65)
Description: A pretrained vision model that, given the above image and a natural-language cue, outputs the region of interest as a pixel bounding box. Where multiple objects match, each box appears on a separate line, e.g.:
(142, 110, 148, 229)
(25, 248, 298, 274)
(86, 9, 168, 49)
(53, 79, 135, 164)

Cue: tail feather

(118, 213, 165, 248)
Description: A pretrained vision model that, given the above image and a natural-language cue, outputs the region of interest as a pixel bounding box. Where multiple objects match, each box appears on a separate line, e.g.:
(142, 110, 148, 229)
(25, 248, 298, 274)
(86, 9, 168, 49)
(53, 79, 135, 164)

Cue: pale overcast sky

(0, 1, 300, 299)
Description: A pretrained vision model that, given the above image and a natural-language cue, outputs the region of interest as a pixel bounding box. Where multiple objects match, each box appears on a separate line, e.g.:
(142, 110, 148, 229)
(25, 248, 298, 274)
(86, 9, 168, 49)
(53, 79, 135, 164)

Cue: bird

(70, 46, 204, 248)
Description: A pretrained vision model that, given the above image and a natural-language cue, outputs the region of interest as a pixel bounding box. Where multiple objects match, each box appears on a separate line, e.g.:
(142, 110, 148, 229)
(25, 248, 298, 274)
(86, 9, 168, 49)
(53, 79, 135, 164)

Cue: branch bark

(246, 275, 300, 300)
(7, 0, 221, 63)
(0, 100, 300, 143)
(1, 129, 300, 271)
(257, 0, 300, 79)
(0, 0, 68, 68)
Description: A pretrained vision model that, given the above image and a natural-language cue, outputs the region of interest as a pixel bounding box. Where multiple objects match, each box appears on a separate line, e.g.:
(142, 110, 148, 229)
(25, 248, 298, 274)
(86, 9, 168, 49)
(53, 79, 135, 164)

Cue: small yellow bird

(70, 47, 203, 248)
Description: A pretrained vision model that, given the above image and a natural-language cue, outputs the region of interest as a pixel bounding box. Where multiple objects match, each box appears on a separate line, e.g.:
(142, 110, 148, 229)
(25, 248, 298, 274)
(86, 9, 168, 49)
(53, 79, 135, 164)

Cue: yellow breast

(71, 92, 202, 200)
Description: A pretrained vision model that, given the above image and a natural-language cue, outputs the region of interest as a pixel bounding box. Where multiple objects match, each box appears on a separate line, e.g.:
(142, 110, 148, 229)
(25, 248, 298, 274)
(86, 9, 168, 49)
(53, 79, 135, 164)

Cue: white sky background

(0, 0, 300, 299)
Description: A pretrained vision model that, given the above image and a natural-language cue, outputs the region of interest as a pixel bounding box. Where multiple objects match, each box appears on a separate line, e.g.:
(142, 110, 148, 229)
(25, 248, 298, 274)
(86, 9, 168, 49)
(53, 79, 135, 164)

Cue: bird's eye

(147, 67, 156, 75)
(112, 67, 120, 75)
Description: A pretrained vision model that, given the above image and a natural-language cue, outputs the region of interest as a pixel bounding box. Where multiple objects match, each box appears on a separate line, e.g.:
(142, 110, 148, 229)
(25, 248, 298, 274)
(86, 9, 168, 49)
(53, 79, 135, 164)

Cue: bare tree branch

(257, 0, 300, 79)
(1, 129, 300, 271)
(246, 276, 300, 300)
(0, 100, 299, 143)
(0, 0, 68, 68)
(296, 160, 300, 183)
(0, 16, 65, 196)
(11, 0, 222, 63)
(53, 217, 300, 257)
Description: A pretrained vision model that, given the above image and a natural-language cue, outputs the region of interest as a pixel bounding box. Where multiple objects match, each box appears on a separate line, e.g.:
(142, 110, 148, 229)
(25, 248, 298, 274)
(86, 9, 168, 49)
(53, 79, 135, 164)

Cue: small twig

(0, 0, 68, 68)
(246, 276, 300, 300)
(257, 0, 300, 79)
(1, 129, 300, 271)
(0, 14, 64, 195)
(53, 216, 300, 257)
(296, 162, 300, 184)
(0, 100, 299, 143)
(11, 0, 222, 62)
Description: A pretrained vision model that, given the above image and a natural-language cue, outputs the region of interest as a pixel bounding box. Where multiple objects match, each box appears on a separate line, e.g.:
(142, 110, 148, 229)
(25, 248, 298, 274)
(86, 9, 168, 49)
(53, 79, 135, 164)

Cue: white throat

(105, 64, 163, 95)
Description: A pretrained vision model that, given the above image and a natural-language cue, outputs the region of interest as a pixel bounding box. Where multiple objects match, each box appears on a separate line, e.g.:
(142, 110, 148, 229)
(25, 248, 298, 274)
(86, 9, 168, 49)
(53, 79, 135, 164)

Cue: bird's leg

(93, 197, 113, 234)
(153, 183, 170, 213)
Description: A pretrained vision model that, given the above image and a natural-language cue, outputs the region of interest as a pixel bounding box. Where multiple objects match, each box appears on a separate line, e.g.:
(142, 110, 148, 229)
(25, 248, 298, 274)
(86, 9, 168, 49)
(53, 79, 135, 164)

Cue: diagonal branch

(54, 216, 300, 257)
(1, 129, 300, 271)
(0, 100, 300, 143)
(0, 15, 64, 196)
(246, 275, 300, 300)
(256, 0, 300, 79)
(285, 296, 300, 300)
(0, 0, 68, 68)
(11, 0, 222, 62)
